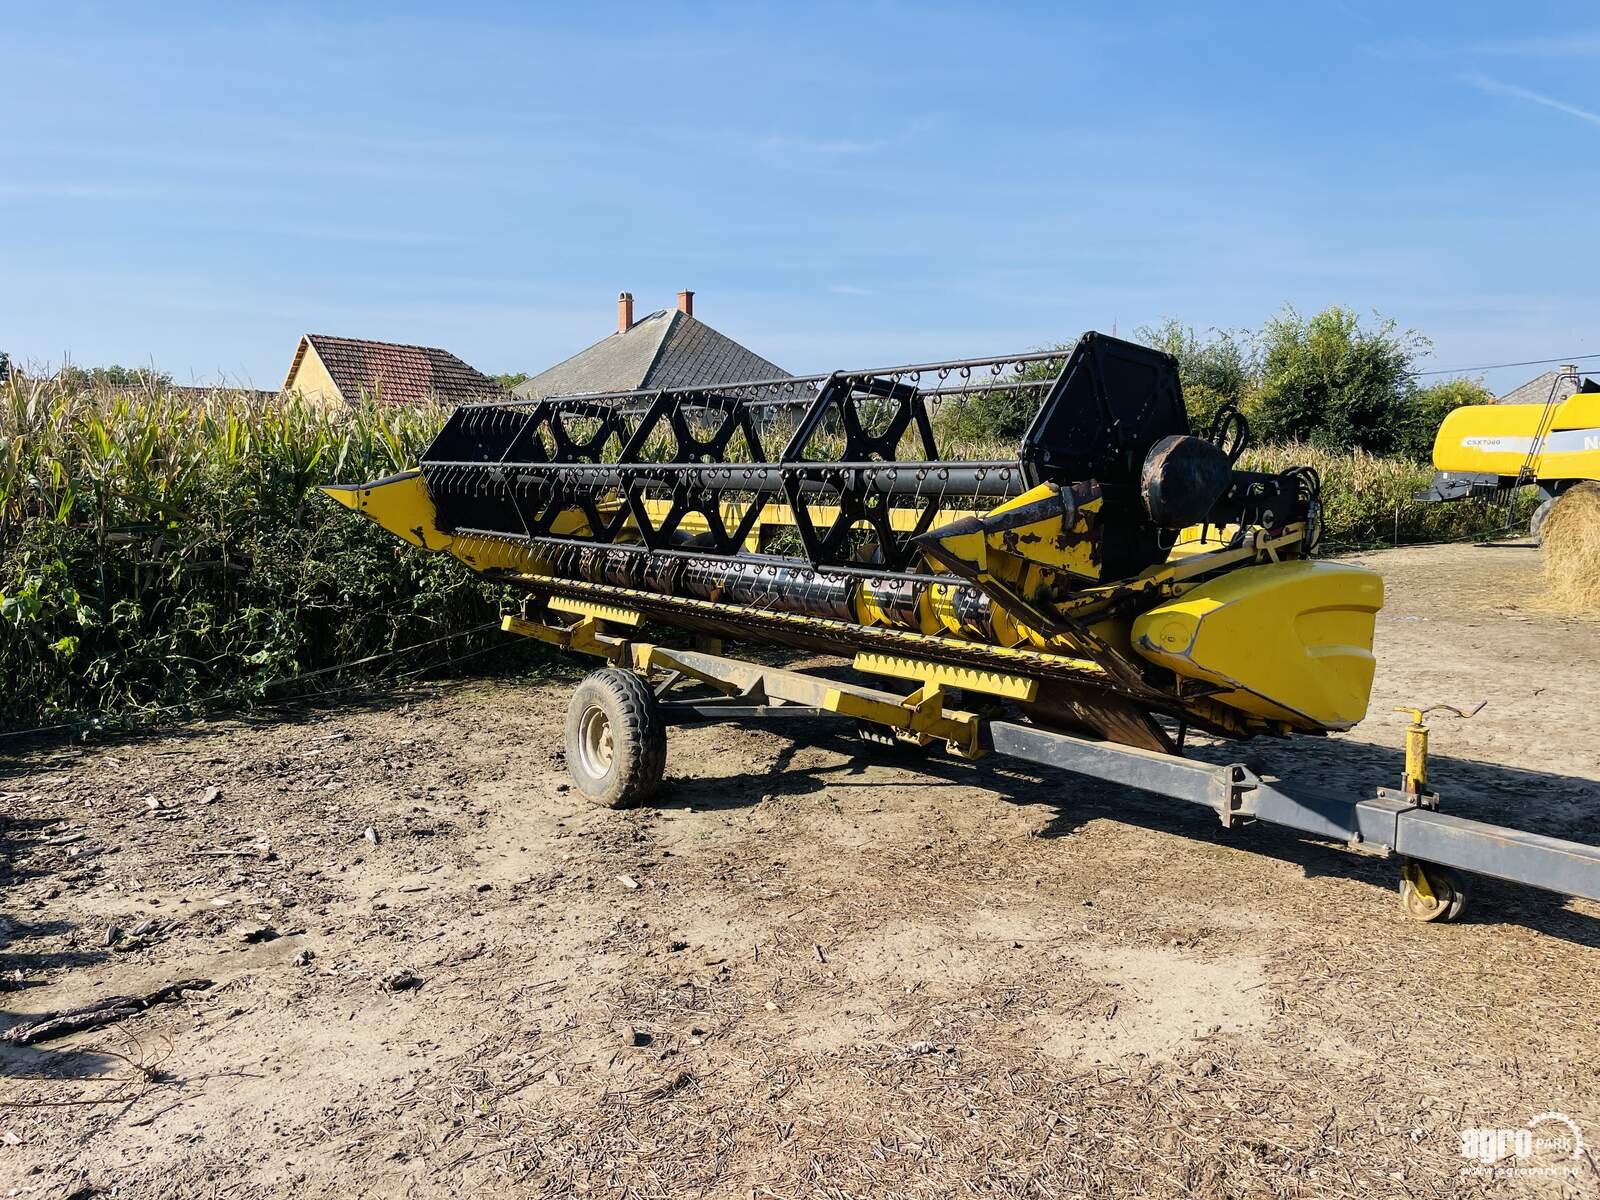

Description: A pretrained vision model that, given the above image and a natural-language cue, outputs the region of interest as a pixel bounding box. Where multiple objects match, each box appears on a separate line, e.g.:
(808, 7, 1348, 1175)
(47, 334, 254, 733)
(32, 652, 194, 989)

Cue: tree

(941, 346, 1070, 443)
(57, 363, 173, 391)
(1135, 318, 1256, 431)
(1250, 306, 1429, 455)
(495, 372, 529, 390)
(1399, 376, 1493, 462)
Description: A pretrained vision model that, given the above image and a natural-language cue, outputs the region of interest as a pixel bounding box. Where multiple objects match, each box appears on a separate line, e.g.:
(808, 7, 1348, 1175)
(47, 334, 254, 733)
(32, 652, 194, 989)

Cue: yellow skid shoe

(1131, 561, 1383, 731)
(320, 470, 447, 550)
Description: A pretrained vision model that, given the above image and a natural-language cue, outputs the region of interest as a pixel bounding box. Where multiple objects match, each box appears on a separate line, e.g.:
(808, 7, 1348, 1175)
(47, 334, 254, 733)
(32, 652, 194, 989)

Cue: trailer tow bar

(987, 719, 1600, 922)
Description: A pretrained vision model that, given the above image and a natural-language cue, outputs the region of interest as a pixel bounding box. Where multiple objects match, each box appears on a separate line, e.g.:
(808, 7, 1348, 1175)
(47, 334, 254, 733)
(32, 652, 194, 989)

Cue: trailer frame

(508, 605, 1600, 923)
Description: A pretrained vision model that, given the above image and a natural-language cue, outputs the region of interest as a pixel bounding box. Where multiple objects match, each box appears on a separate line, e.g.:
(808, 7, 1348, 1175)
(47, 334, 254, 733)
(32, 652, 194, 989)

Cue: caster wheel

(564, 669, 667, 809)
(1400, 860, 1468, 923)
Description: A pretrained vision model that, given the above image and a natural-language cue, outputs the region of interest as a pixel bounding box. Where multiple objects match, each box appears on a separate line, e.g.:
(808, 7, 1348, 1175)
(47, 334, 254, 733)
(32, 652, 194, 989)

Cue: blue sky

(4, 1, 1599, 393)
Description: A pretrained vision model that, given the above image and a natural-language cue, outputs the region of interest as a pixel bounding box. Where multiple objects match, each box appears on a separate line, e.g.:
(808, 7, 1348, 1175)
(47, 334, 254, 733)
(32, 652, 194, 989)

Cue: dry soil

(2, 542, 1598, 1198)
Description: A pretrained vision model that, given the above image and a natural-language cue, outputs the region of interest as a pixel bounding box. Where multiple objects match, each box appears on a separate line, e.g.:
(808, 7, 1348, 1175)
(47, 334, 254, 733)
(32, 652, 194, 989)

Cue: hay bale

(1541, 482, 1600, 613)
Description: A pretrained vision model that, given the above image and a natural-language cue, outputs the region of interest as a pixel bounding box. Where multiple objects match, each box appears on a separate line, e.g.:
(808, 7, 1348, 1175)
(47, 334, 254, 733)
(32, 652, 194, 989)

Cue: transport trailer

(504, 609, 1600, 924)
(323, 331, 1600, 923)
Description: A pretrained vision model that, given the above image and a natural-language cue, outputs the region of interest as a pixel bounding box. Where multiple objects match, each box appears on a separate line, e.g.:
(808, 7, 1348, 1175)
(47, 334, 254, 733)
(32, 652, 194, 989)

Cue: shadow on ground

(1, 811, 124, 1080)
(646, 709, 1600, 949)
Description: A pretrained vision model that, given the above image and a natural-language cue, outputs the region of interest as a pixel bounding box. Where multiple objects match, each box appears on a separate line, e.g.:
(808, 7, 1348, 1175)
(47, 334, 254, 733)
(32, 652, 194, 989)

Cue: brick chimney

(617, 291, 634, 333)
(676, 289, 695, 317)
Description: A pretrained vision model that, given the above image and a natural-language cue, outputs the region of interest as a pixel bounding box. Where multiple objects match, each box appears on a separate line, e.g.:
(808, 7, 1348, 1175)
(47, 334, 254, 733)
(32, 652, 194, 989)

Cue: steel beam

(988, 720, 1600, 903)
(1394, 810, 1600, 902)
(661, 704, 836, 725)
(986, 720, 1246, 815)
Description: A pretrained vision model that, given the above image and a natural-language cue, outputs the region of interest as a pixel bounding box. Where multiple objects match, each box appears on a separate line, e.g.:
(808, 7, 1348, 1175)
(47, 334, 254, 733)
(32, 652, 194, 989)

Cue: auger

(326, 330, 1600, 921)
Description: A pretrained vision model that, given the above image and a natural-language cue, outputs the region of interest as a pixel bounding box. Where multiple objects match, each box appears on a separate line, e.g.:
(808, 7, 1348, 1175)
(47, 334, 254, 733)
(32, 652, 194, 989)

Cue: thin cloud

(198, 222, 457, 246)
(1371, 32, 1600, 59)
(759, 133, 885, 156)
(0, 182, 156, 200)
(1477, 33, 1600, 56)
(828, 284, 873, 296)
(1463, 73, 1600, 129)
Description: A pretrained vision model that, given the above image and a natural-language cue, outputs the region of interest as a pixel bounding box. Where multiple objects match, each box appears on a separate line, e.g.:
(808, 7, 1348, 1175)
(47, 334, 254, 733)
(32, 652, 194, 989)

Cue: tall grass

(0, 377, 509, 732)
(1238, 442, 1531, 550)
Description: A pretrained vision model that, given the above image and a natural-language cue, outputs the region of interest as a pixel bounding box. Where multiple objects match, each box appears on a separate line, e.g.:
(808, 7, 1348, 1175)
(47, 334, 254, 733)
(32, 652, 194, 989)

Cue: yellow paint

(1130, 560, 1383, 731)
(919, 483, 1104, 591)
(1402, 715, 1429, 792)
(501, 613, 626, 662)
(321, 471, 558, 575)
(851, 651, 1043, 700)
(1058, 525, 1308, 621)
(855, 578, 934, 631)
(284, 338, 346, 410)
(548, 596, 643, 627)
(822, 685, 983, 758)
(1433, 392, 1600, 480)
(320, 471, 443, 549)
(987, 483, 1103, 577)
(1169, 524, 1239, 558)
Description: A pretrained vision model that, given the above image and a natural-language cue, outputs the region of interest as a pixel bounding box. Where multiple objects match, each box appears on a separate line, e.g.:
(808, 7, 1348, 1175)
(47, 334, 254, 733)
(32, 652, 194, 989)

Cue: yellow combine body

(1423, 373, 1600, 534)
(1433, 391, 1600, 479)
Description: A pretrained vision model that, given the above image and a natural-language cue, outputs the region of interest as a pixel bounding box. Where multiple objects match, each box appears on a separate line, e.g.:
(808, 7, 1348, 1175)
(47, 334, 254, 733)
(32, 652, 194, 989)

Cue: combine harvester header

(328, 331, 1600, 922)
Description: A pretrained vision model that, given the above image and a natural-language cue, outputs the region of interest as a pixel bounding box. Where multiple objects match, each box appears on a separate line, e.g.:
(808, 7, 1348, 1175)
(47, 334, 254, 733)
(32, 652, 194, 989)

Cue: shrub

(1134, 318, 1256, 431)
(1397, 377, 1494, 462)
(1249, 307, 1429, 456)
(1239, 442, 1531, 550)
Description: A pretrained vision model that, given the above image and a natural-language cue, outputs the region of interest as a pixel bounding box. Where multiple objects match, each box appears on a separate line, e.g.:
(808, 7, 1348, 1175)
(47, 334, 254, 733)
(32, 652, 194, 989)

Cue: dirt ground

(3, 542, 1598, 1199)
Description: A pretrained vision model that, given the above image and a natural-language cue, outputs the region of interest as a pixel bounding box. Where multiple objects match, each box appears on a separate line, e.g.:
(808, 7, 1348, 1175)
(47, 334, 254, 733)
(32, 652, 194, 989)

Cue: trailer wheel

(1399, 860, 1468, 923)
(564, 669, 666, 809)
(1530, 496, 1555, 544)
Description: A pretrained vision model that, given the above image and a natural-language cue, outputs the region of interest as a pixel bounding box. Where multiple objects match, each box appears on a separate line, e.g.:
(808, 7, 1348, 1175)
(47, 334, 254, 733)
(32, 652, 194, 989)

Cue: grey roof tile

(645, 313, 788, 390)
(1497, 370, 1581, 407)
(513, 310, 790, 400)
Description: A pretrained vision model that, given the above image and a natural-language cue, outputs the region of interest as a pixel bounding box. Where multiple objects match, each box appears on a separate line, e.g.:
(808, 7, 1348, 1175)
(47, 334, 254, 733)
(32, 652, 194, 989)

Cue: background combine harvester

(328, 332, 1600, 921)
(1423, 365, 1600, 539)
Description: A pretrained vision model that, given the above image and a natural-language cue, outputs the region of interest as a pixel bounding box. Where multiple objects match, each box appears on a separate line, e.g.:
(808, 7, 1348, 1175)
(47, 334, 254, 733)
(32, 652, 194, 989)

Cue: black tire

(564, 669, 667, 809)
(1530, 496, 1555, 544)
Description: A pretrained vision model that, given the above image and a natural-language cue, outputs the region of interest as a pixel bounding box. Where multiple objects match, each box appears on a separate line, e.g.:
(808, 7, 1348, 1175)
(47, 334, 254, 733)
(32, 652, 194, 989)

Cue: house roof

(1497, 369, 1584, 407)
(512, 310, 789, 400)
(288, 334, 505, 406)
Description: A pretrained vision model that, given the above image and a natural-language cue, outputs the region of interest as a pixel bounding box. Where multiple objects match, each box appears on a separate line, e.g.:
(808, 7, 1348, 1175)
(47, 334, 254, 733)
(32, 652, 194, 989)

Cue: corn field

(0, 381, 1528, 733)
(0, 377, 512, 733)
(1237, 442, 1533, 551)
